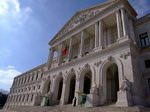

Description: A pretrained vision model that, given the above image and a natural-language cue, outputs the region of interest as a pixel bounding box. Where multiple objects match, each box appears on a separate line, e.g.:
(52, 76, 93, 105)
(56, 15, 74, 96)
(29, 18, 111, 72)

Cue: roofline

(135, 13, 150, 26)
(48, 0, 117, 45)
(48, 0, 137, 46)
(14, 63, 46, 79)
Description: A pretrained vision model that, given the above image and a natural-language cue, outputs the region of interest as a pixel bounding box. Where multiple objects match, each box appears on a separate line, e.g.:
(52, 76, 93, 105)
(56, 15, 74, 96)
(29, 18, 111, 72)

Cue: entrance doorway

(46, 81, 51, 94)
(83, 71, 92, 94)
(106, 63, 119, 103)
(68, 75, 76, 104)
(57, 78, 63, 101)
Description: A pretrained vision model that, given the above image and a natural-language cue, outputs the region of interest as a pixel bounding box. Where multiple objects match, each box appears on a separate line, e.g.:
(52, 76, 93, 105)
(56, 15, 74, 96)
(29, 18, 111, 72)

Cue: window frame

(139, 32, 150, 48)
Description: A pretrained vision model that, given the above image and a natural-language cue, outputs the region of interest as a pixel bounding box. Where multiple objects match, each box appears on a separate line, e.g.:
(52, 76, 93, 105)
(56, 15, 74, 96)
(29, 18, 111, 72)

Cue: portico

(47, 7, 130, 70)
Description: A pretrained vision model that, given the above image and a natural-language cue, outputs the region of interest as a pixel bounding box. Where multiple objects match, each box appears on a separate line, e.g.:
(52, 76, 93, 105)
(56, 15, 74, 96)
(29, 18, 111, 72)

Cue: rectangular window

(148, 78, 150, 90)
(145, 59, 150, 68)
(139, 32, 150, 47)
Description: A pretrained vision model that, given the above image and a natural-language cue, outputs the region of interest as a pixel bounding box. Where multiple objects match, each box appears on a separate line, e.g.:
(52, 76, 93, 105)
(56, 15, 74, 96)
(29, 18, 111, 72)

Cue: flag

(62, 46, 67, 56)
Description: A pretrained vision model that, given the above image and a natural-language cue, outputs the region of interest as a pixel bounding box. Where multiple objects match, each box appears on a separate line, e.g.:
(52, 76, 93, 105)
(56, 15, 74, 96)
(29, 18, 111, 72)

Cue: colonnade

(47, 7, 130, 69)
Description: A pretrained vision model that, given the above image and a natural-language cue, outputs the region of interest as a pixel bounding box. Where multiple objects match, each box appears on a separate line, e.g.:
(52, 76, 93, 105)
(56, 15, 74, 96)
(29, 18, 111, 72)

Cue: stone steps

(7, 105, 150, 112)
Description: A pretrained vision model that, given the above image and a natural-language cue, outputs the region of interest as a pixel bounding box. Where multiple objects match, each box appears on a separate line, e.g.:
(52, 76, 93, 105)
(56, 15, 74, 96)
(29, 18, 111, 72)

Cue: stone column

(107, 29, 111, 45)
(58, 43, 63, 65)
(75, 77, 80, 105)
(116, 10, 122, 39)
(79, 31, 84, 58)
(68, 37, 73, 61)
(99, 20, 103, 49)
(90, 38, 93, 51)
(47, 48, 54, 69)
(60, 79, 67, 105)
(121, 8, 128, 37)
(95, 22, 99, 48)
(128, 18, 136, 41)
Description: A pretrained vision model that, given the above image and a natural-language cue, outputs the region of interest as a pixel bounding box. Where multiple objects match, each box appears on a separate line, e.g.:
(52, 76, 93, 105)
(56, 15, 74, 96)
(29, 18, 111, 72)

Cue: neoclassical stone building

(4, 0, 150, 109)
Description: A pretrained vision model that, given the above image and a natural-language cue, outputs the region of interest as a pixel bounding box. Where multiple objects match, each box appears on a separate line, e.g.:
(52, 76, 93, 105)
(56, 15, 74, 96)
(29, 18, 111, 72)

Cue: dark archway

(83, 71, 92, 94)
(43, 80, 51, 95)
(68, 75, 76, 104)
(57, 78, 63, 101)
(46, 81, 51, 94)
(106, 63, 119, 103)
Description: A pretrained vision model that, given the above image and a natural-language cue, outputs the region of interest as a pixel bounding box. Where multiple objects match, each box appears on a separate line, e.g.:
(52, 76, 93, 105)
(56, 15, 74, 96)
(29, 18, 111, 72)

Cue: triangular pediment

(51, 0, 119, 43)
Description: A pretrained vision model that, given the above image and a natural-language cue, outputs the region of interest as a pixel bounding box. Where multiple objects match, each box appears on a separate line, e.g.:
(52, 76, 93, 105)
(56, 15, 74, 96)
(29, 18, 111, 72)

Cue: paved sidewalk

(0, 110, 17, 112)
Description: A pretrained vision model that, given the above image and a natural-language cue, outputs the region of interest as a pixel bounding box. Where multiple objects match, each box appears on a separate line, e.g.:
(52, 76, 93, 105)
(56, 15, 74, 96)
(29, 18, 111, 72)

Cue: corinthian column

(79, 31, 84, 58)
(47, 48, 54, 69)
(95, 22, 99, 48)
(58, 43, 63, 65)
(68, 37, 73, 61)
(116, 10, 122, 39)
(99, 20, 103, 49)
(121, 8, 128, 37)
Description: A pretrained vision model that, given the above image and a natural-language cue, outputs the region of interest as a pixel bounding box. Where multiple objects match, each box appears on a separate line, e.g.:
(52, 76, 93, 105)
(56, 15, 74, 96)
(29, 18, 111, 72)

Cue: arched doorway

(106, 63, 119, 103)
(43, 80, 51, 95)
(68, 75, 76, 104)
(46, 81, 51, 94)
(83, 71, 92, 94)
(57, 78, 63, 101)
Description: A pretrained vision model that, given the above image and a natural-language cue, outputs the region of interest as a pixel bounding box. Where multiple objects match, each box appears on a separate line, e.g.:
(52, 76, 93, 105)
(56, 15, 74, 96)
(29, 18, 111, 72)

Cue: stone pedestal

(84, 93, 99, 107)
(116, 91, 132, 107)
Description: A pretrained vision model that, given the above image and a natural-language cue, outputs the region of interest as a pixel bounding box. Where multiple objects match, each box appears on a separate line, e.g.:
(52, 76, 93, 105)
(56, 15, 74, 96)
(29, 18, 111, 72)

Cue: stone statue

(72, 97, 77, 107)
(120, 76, 131, 92)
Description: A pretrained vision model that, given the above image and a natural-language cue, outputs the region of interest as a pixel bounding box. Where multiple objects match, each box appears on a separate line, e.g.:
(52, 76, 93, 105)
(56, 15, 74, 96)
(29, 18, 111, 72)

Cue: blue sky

(0, 0, 150, 91)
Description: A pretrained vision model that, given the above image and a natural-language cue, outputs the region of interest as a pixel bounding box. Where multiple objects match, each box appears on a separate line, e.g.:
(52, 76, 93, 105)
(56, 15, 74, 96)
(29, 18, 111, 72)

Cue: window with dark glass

(148, 78, 150, 90)
(145, 59, 150, 68)
(139, 32, 150, 47)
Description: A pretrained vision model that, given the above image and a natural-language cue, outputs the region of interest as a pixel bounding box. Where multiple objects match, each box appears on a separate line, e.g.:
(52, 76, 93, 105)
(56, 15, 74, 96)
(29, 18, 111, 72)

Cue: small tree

(0, 89, 9, 109)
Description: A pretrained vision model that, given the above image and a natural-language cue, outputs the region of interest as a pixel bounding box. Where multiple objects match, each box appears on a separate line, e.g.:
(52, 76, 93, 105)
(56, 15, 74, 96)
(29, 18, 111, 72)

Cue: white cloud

(0, 65, 21, 91)
(0, 0, 32, 28)
(129, 0, 150, 17)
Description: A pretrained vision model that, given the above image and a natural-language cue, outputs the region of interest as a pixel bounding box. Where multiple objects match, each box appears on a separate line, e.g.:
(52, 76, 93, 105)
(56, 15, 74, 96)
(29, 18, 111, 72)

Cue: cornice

(45, 39, 133, 74)
(14, 63, 46, 79)
(50, 2, 123, 47)
(49, 0, 120, 46)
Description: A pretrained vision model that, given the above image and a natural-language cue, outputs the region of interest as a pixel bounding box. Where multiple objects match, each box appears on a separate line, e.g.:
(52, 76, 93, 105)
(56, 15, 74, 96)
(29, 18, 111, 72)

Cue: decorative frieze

(94, 61, 102, 67)
(56, 3, 114, 38)
(120, 52, 130, 59)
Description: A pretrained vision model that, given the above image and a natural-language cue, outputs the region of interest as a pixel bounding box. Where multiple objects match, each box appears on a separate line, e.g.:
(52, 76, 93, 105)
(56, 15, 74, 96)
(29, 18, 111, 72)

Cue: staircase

(5, 105, 150, 112)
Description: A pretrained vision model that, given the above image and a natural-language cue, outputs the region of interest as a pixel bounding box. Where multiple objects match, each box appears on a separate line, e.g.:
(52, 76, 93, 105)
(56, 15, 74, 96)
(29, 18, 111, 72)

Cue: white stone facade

(4, 0, 150, 109)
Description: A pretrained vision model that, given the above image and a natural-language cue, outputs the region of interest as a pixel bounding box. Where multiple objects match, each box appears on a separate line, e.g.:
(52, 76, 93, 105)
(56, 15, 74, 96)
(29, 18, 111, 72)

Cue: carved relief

(94, 61, 102, 67)
(56, 6, 111, 37)
(78, 67, 81, 70)
(107, 56, 112, 61)
(53, 75, 57, 79)
(120, 52, 130, 59)
(70, 68, 74, 73)
(85, 63, 89, 68)
(120, 76, 131, 92)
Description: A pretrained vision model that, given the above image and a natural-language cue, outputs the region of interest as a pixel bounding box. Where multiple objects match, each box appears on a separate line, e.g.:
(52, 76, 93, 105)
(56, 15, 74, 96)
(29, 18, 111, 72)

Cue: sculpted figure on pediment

(57, 7, 106, 37)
